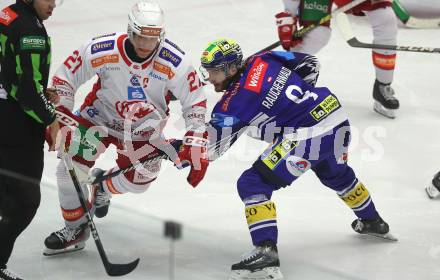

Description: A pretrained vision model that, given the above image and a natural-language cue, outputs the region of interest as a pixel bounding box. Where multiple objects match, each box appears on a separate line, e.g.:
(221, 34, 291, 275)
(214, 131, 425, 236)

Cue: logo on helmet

(140, 27, 162, 37)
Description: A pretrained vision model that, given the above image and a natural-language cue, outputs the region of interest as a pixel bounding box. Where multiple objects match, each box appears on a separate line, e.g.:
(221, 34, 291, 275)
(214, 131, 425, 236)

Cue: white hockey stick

(393, 0, 440, 29)
(335, 12, 440, 54)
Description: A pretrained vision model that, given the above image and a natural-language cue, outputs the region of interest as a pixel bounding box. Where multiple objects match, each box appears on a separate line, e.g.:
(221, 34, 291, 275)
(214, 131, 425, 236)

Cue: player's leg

(0, 147, 43, 275)
(312, 121, 393, 238)
(44, 110, 110, 255)
(89, 140, 163, 219)
(366, 6, 399, 118)
(229, 137, 312, 280)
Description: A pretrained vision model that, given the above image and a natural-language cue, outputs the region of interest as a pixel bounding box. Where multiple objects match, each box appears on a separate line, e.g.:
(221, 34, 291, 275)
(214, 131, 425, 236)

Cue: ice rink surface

(1, 0, 440, 279)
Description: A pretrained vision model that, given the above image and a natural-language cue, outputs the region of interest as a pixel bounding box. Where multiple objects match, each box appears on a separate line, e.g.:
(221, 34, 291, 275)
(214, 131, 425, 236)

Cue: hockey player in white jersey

(276, 0, 400, 118)
(43, 1, 209, 255)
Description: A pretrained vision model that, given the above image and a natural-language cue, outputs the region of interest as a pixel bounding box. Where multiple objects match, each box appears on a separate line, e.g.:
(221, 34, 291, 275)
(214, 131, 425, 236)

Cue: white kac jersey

(53, 32, 206, 141)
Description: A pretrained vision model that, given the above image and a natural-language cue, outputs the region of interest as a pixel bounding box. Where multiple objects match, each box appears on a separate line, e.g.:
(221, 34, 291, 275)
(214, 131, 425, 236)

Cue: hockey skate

(351, 216, 397, 241)
(91, 168, 111, 218)
(426, 171, 440, 199)
(372, 80, 399, 119)
(0, 267, 23, 280)
(228, 240, 283, 280)
(43, 223, 90, 256)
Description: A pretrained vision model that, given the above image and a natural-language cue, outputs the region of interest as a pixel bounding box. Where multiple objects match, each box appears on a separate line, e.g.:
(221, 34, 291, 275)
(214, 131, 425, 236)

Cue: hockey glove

(176, 131, 209, 188)
(275, 11, 302, 51)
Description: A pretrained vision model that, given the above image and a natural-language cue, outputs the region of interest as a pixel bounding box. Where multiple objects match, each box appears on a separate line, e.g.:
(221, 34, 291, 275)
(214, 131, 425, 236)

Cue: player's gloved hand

(45, 87, 60, 105)
(275, 11, 302, 50)
(175, 131, 209, 188)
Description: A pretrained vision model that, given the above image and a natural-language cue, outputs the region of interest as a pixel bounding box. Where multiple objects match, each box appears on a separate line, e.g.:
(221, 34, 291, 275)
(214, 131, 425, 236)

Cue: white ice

(1, 0, 440, 279)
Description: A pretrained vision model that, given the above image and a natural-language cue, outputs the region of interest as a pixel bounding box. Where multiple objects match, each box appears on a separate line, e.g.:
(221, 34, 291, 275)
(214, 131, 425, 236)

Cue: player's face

(206, 69, 228, 92)
(131, 34, 160, 58)
(33, 0, 57, 20)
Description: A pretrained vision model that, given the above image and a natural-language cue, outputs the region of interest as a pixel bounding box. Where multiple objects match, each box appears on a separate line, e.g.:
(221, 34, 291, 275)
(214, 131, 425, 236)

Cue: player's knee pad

(367, 7, 398, 44)
(243, 195, 277, 233)
(103, 159, 162, 194)
(337, 179, 372, 212)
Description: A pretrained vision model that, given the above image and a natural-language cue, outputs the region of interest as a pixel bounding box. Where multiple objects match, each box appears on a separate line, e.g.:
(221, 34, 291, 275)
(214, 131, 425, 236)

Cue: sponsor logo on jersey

(91, 40, 115, 54)
(130, 75, 141, 87)
(149, 71, 166, 81)
(262, 67, 291, 110)
(0, 7, 18, 26)
(262, 139, 298, 170)
(303, 1, 329, 13)
(91, 54, 119, 68)
(86, 107, 99, 118)
(115, 100, 155, 121)
(159, 47, 182, 67)
(310, 95, 340, 121)
(244, 57, 268, 93)
(221, 82, 240, 112)
(211, 113, 240, 128)
(286, 156, 310, 177)
(20, 36, 46, 51)
(127, 86, 146, 100)
(153, 61, 174, 79)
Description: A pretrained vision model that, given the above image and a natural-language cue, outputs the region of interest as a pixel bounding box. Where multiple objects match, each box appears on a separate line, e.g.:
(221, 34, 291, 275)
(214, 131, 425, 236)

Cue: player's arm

(51, 41, 97, 111)
(271, 51, 321, 86)
(206, 112, 247, 161)
(169, 62, 209, 187)
(275, 0, 302, 51)
(11, 31, 55, 126)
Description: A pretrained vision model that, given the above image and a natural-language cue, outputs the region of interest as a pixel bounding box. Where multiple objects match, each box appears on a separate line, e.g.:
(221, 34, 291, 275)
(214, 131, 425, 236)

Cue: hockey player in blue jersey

(199, 39, 395, 280)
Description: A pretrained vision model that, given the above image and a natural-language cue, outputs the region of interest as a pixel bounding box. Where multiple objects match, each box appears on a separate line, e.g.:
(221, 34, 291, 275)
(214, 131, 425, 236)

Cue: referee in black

(0, 1, 59, 279)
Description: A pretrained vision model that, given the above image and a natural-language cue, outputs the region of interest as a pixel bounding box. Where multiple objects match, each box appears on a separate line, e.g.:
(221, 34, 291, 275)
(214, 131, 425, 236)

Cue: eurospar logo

(244, 57, 268, 93)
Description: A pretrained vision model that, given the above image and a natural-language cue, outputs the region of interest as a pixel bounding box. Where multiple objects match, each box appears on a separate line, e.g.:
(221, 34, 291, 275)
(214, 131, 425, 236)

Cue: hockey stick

(61, 146, 140, 276)
(257, 0, 368, 53)
(88, 153, 169, 185)
(392, 0, 440, 29)
(335, 12, 440, 54)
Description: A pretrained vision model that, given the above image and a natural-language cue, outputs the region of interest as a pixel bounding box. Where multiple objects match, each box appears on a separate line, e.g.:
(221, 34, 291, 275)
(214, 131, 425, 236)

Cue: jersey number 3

(285, 85, 318, 104)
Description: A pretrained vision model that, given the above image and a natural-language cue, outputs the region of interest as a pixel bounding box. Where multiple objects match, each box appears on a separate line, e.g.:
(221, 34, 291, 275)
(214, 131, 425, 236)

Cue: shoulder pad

(164, 38, 185, 55)
(92, 33, 117, 41)
(158, 44, 183, 67)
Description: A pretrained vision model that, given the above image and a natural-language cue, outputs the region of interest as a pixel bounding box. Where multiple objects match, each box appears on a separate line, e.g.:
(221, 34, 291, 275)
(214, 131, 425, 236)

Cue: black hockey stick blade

(105, 258, 140, 277)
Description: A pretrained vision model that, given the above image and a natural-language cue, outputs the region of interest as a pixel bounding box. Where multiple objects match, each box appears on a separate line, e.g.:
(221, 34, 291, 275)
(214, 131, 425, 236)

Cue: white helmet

(127, 1, 165, 41)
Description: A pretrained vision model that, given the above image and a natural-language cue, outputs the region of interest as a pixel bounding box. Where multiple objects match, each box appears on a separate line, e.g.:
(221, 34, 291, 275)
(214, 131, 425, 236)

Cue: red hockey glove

(176, 131, 209, 188)
(275, 11, 302, 50)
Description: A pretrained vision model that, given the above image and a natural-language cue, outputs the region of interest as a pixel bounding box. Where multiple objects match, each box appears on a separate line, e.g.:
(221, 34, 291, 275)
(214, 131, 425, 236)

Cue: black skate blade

(105, 258, 139, 277)
(228, 267, 283, 280)
(358, 232, 398, 242)
(43, 243, 85, 256)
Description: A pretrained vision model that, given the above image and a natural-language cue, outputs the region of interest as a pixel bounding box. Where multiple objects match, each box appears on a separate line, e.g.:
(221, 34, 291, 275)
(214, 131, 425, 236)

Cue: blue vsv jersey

(207, 51, 348, 158)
